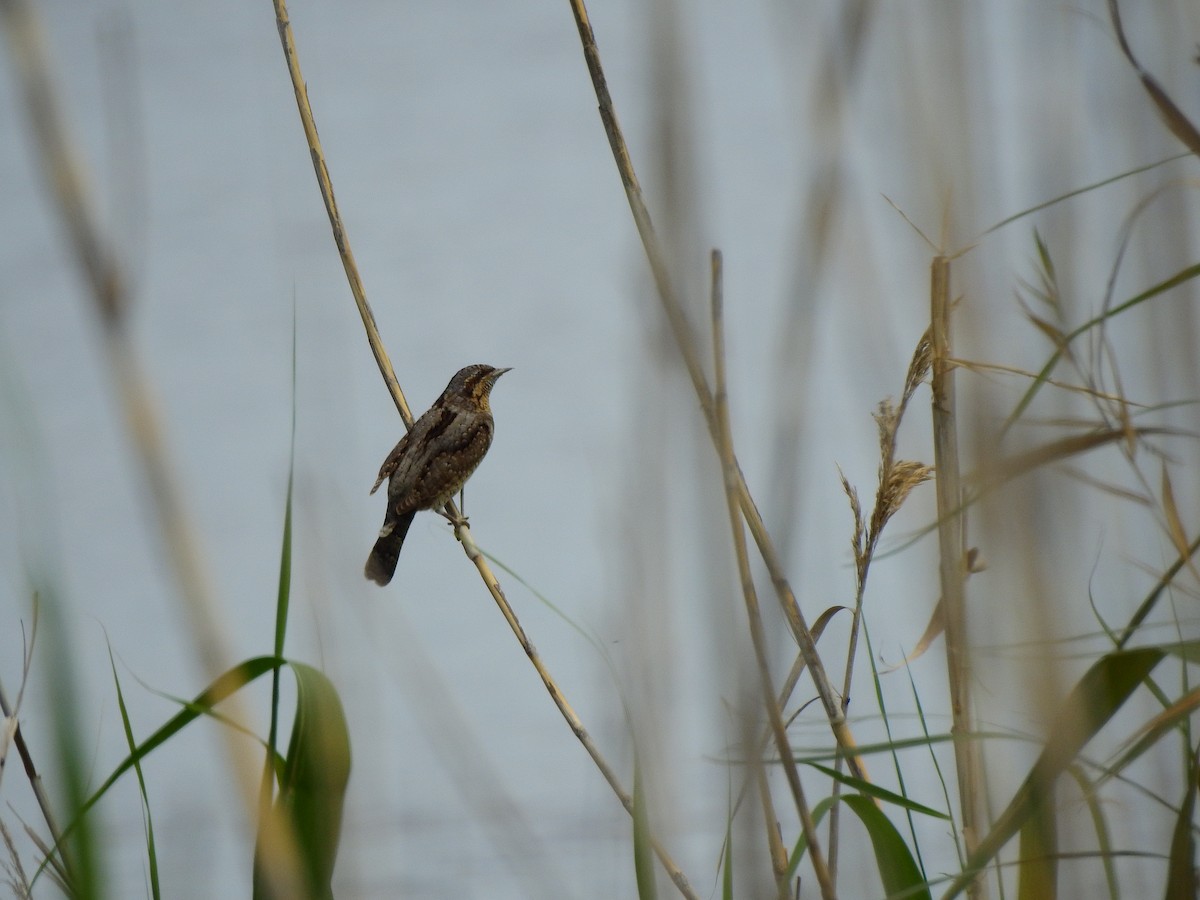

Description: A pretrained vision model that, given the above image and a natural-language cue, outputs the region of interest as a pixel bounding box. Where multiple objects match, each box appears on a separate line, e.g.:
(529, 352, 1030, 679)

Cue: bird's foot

(439, 509, 470, 530)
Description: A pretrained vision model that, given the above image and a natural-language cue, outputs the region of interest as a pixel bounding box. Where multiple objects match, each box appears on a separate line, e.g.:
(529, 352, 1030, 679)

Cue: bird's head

(447, 364, 511, 410)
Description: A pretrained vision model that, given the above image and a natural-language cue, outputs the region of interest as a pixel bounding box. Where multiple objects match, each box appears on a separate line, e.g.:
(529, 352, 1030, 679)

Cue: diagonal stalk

(566, 0, 867, 782)
(711, 251, 836, 900)
(269, 3, 698, 896)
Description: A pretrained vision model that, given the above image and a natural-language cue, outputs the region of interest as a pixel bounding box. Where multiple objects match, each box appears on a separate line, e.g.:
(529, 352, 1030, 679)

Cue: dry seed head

(870, 460, 934, 539)
(839, 466, 865, 562)
(903, 329, 933, 405)
(874, 399, 899, 461)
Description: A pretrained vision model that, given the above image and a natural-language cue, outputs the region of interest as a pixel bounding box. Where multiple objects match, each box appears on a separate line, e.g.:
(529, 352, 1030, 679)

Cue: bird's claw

(440, 509, 470, 530)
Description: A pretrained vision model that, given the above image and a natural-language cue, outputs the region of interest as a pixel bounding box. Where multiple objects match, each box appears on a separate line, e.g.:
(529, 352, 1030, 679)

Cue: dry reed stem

(710, 252, 832, 900)
(950, 358, 1143, 407)
(0, 616, 34, 796)
(0, 614, 69, 887)
(828, 333, 933, 877)
(1, 819, 35, 897)
(752, 767, 790, 892)
(930, 256, 985, 899)
(1106, 0, 1200, 158)
(0, 1, 307, 895)
(268, 3, 699, 896)
(567, 0, 867, 786)
(270, 2, 407, 422)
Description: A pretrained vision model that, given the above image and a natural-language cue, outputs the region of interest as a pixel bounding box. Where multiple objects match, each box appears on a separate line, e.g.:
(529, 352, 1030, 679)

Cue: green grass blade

(267, 408, 295, 744)
(106, 643, 160, 900)
(256, 663, 351, 900)
(1116, 534, 1200, 649)
(785, 796, 835, 884)
(482, 550, 629, 691)
(1164, 749, 1199, 900)
(632, 755, 658, 900)
(1065, 765, 1119, 900)
(37, 587, 100, 899)
(840, 794, 931, 900)
(789, 785, 938, 898)
(44, 654, 284, 876)
(260, 314, 297, 849)
(275, 301, 297, 664)
(905, 660, 963, 867)
(1162, 639, 1200, 666)
(1107, 681, 1200, 777)
(863, 617, 930, 879)
(721, 808, 734, 900)
(793, 730, 1023, 763)
(1005, 262, 1200, 430)
(802, 762, 948, 820)
(982, 152, 1190, 235)
(1016, 792, 1056, 900)
(944, 647, 1164, 898)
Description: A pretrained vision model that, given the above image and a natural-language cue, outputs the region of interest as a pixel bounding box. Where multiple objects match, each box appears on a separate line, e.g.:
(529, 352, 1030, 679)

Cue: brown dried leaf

(1025, 312, 1068, 351)
(883, 597, 944, 671)
(1060, 465, 1153, 506)
(812, 605, 850, 643)
(972, 427, 1177, 491)
(1161, 464, 1199, 584)
(1107, 0, 1200, 156)
(1161, 464, 1188, 553)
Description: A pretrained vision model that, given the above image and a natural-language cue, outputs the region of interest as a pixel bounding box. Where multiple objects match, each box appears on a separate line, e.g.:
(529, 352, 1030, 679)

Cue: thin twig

(268, 3, 699, 896)
(1106, 0, 1200, 157)
(566, 0, 867, 785)
(0, 606, 72, 887)
(710, 251, 835, 900)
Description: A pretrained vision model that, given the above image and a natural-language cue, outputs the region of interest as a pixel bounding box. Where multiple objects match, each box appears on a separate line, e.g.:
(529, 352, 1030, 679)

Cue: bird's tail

(364, 510, 417, 586)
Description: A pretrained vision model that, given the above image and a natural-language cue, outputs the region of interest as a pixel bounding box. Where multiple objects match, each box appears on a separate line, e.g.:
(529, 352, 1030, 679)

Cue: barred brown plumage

(364, 364, 511, 586)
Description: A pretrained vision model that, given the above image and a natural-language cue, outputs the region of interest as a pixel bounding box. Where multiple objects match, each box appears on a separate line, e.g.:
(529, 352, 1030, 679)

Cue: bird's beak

(493, 367, 513, 378)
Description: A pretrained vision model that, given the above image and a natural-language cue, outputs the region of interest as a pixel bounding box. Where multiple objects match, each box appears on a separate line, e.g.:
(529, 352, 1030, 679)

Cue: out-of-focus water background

(2, 1, 1199, 897)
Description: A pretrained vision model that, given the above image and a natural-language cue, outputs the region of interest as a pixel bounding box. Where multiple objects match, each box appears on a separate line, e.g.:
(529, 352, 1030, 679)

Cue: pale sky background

(3, 1, 1200, 897)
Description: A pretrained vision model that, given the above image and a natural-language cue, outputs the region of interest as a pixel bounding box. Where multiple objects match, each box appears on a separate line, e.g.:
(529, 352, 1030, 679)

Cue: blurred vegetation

(2, 0, 1200, 898)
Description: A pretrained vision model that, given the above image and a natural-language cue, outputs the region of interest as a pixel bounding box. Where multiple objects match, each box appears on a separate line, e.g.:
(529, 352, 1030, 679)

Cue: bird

(364, 364, 511, 585)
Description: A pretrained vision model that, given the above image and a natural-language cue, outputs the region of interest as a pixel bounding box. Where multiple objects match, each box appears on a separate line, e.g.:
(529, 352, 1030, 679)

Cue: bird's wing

(369, 430, 411, 495)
